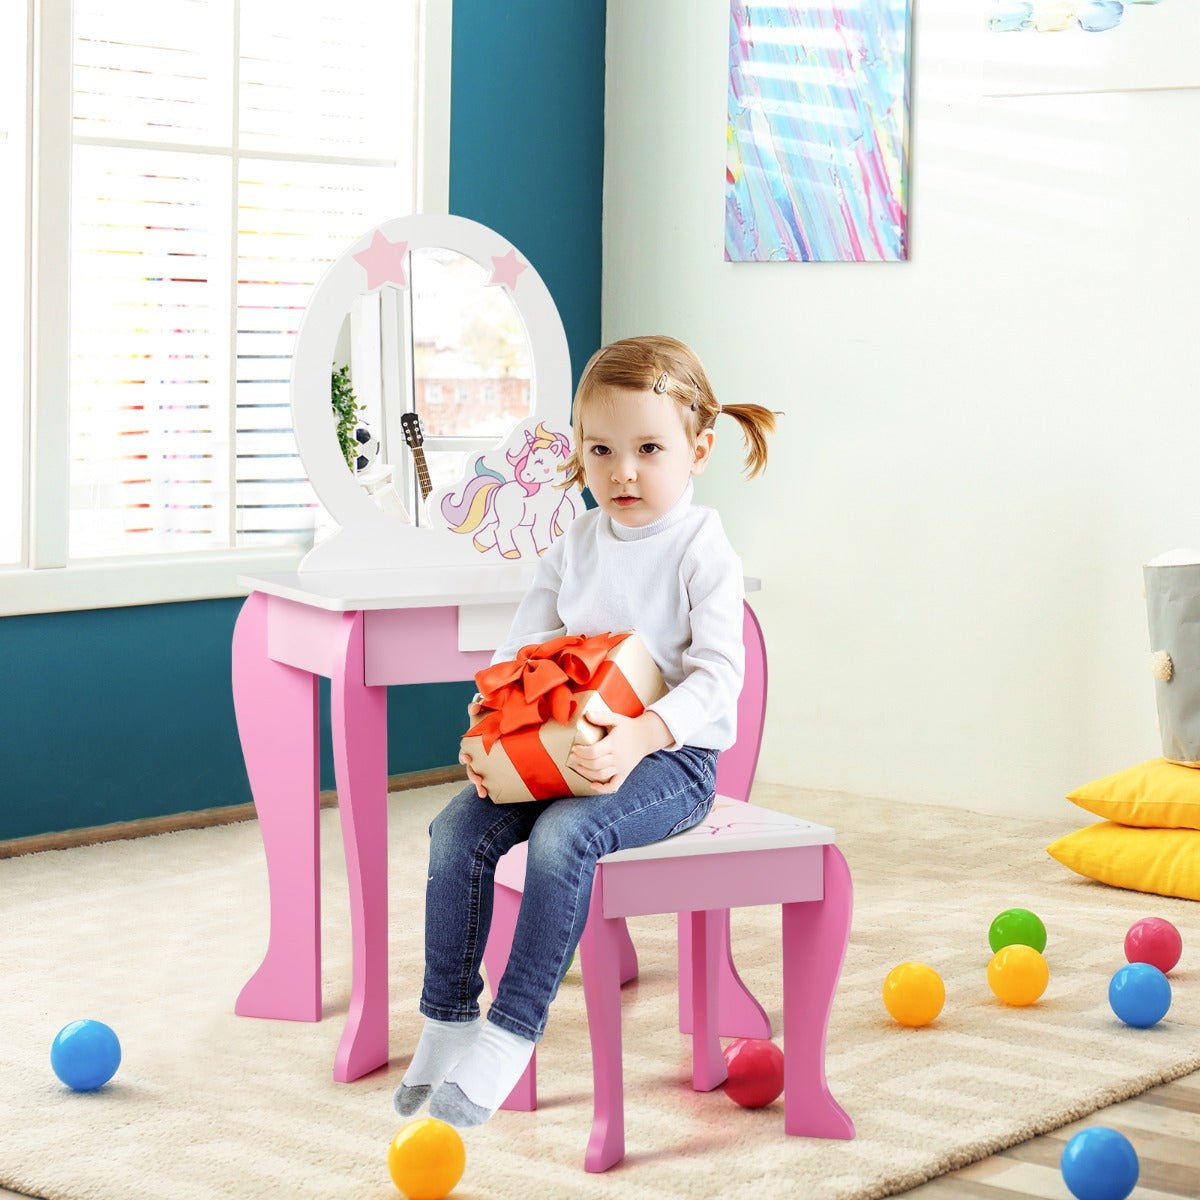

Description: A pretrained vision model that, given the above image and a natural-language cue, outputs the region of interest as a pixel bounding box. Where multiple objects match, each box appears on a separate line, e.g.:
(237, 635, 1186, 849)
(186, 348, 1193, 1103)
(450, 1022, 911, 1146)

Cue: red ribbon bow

(467, 632, 630, 753)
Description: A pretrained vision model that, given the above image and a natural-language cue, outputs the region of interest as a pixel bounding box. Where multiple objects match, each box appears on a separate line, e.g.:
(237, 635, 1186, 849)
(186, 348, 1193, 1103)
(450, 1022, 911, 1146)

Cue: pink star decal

(488, 249, 528, 291)
(353, 232, 409, 290)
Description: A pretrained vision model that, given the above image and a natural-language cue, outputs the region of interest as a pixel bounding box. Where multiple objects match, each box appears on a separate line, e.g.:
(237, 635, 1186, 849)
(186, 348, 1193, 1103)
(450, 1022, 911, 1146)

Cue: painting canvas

(725, 0, 912, 263)
(981, 0, 1200, 96)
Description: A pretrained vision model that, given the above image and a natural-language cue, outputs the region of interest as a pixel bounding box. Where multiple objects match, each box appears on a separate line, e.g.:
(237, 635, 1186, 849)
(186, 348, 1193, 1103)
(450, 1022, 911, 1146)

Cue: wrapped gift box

(461, 631, 667, 804)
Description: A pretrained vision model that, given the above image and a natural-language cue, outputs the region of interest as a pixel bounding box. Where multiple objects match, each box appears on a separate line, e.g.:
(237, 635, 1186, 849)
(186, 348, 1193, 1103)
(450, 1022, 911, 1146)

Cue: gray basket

(1144, 552, 1200, 766)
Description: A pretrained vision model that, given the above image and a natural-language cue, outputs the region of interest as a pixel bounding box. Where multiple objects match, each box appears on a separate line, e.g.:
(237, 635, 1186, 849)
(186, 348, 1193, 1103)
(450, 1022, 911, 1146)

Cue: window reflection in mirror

(409, 247, 532, 523)
(332, 247, 534, 527)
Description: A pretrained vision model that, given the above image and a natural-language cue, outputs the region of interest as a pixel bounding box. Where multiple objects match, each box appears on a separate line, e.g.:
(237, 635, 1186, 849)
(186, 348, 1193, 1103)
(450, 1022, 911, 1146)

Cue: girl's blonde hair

(561, 335, 778, 489)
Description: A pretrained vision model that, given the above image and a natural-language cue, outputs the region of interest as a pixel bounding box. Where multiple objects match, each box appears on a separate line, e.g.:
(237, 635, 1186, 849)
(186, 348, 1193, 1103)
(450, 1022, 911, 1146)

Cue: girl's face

(580, 387, 714, 528)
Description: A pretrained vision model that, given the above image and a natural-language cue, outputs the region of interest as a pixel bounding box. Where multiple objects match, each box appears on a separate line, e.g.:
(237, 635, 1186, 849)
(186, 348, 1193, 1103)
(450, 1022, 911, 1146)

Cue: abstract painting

(725, 0, 912, 263)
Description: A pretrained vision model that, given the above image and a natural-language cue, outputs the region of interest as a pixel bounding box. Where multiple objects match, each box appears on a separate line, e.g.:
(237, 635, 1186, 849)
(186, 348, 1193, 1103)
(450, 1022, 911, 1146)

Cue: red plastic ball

(722, 1038, 785, 1109)
(1124, 917, 1183, 974)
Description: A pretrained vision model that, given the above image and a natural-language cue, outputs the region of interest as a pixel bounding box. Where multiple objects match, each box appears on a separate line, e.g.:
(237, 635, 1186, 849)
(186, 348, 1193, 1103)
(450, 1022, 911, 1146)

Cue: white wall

(603, 0, 1200, 817)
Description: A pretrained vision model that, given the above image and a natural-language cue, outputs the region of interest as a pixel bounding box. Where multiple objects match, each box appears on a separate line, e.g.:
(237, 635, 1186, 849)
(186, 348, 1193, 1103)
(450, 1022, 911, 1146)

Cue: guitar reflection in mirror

(400, 412, 434, 504)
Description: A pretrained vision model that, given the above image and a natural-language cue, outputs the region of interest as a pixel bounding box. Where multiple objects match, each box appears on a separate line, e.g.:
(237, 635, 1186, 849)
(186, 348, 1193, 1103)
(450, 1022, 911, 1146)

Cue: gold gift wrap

(460, 631, 667, 804)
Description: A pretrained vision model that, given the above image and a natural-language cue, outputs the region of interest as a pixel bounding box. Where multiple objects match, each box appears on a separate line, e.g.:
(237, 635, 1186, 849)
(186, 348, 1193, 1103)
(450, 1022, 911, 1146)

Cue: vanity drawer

(361, 604, 515, 686)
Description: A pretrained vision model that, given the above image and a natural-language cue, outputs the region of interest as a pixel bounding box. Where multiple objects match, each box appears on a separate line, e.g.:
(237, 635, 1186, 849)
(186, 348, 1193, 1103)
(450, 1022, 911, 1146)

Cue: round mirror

(291, 214, 573, 572)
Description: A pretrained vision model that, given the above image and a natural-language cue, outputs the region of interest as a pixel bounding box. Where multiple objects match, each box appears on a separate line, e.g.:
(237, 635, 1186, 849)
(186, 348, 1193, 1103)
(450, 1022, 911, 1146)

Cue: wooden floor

(899, 1068, 1200, 1198)
(2, 1072, 1196, 1198)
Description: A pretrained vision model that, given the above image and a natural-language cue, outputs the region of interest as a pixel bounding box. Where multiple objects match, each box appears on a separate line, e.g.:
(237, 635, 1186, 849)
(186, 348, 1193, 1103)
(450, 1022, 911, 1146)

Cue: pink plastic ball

(722, 1038, 785, 1109)
(1124, 917, 1182, 974)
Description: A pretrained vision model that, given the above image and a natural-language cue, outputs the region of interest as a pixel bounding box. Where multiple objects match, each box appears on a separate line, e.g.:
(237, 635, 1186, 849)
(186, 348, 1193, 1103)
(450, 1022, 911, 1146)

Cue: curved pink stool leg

(678, 601, 770, 1039)
(330, 611, 390, 1082)
(782, 844, 854, 1140)
(234, 592, 322, 1023)
(488, 883, 538, 1112)
(677, 912, 771, 1039)
(689, 910, 727, 1091)
(579, 870, 625, 1173)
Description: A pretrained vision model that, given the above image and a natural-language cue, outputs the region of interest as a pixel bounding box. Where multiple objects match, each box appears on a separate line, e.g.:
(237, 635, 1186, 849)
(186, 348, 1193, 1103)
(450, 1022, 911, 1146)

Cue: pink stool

(484, 798, 855, 1171)
(480, 601, 855, 1171)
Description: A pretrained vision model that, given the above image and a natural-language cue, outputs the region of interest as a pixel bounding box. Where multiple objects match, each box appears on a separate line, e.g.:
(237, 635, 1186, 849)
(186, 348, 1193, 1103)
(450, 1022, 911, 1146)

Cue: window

(0, 3, 28, 567)
(2, 0, 450, 614)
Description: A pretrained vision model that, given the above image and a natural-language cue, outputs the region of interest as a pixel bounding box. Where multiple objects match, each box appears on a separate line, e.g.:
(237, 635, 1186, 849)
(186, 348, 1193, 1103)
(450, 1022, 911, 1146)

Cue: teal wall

(0, 0, 606, 841)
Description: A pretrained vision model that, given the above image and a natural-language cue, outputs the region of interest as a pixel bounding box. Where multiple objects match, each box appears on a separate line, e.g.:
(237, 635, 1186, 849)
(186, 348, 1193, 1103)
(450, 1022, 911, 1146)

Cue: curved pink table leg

(487, 883, 538, 1112)
(330, 611, 390, 1083)
(233, 591, 322, 1023)
(579, 871, 625, 1173)
(782, 844, 854, 1140)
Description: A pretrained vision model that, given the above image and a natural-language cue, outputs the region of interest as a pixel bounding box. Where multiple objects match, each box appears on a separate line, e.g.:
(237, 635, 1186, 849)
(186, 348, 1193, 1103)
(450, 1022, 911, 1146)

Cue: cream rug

(2, 783, 1198, 1200)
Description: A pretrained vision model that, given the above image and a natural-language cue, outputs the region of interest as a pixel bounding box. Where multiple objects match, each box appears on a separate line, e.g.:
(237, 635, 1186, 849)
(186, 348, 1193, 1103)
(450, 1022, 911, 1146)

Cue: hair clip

(653, 372, 669, 394)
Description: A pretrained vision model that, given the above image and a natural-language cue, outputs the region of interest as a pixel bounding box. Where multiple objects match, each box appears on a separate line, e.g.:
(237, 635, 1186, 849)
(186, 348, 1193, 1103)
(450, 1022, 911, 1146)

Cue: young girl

(393, 334, 778, 1128)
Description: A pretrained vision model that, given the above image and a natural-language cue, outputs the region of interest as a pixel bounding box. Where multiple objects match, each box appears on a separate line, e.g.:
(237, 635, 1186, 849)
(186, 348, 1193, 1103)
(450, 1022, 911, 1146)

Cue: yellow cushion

(1046, 822, 1200, 902)
(1067, 758, 1200, 830)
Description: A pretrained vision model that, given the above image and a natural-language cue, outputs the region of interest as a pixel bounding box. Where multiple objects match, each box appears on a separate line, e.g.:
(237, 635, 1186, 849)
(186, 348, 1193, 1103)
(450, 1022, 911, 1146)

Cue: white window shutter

(68, 0, 417, 559)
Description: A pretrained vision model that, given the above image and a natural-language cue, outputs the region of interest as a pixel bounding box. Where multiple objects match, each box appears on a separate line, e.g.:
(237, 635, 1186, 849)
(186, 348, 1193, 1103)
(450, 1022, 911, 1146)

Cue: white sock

(429, 1020, 535, 1127)
(393, 1016, 481, 1117)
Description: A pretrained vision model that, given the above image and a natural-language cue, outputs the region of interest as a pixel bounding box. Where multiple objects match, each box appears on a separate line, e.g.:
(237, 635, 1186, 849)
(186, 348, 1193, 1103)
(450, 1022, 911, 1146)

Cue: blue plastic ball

(1108, 962, 1172, 1028)
(1060, 1127, 1139, 1200)
(50, 1020, 122, 1091)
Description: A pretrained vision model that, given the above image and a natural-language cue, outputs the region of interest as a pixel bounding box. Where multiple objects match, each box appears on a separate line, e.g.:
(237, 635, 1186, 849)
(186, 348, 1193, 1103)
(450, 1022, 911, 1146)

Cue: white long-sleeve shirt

(489, 480, 745, 751)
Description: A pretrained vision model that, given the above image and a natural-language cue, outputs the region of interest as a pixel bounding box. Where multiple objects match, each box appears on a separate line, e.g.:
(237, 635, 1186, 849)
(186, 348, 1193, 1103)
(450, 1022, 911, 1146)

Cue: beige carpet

(2, 782, 1198, 1200)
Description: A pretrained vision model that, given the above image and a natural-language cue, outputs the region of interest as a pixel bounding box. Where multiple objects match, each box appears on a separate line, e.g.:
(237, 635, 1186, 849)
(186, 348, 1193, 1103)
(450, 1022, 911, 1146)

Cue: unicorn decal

(430, 420, 581, 560)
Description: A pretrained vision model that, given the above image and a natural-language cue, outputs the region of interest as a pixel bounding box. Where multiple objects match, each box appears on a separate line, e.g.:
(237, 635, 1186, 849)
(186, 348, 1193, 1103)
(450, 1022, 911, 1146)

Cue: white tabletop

(239, 564, 539, 611)
(240, 567, 763, 612)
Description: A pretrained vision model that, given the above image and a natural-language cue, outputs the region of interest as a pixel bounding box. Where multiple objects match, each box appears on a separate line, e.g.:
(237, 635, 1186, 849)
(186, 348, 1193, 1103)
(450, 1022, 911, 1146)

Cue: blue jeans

(419, 745, 718, 1042)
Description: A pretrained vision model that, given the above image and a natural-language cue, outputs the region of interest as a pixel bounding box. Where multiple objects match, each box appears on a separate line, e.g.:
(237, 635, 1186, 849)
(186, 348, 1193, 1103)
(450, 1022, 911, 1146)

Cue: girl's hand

(461, 693, 488, 797)
(568, 710, 671, 794)
(459, 749, 488, 798)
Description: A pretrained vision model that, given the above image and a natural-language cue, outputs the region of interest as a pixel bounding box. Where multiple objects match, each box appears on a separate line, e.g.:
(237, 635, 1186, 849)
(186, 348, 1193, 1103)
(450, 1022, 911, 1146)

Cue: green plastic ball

(989, 908, 1047, 955)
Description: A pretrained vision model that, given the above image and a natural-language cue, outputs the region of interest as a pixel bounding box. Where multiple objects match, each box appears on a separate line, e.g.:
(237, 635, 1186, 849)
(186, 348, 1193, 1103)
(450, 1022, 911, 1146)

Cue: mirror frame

(292, 214, 572, 572)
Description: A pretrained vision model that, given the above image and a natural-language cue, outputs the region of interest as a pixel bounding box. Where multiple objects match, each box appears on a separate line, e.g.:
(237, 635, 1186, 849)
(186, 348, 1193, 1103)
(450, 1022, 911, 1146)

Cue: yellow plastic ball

(387, 1119, 466, 1200)
(882, 962, 946, 1027)
(987, 944, 1049, 1006)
